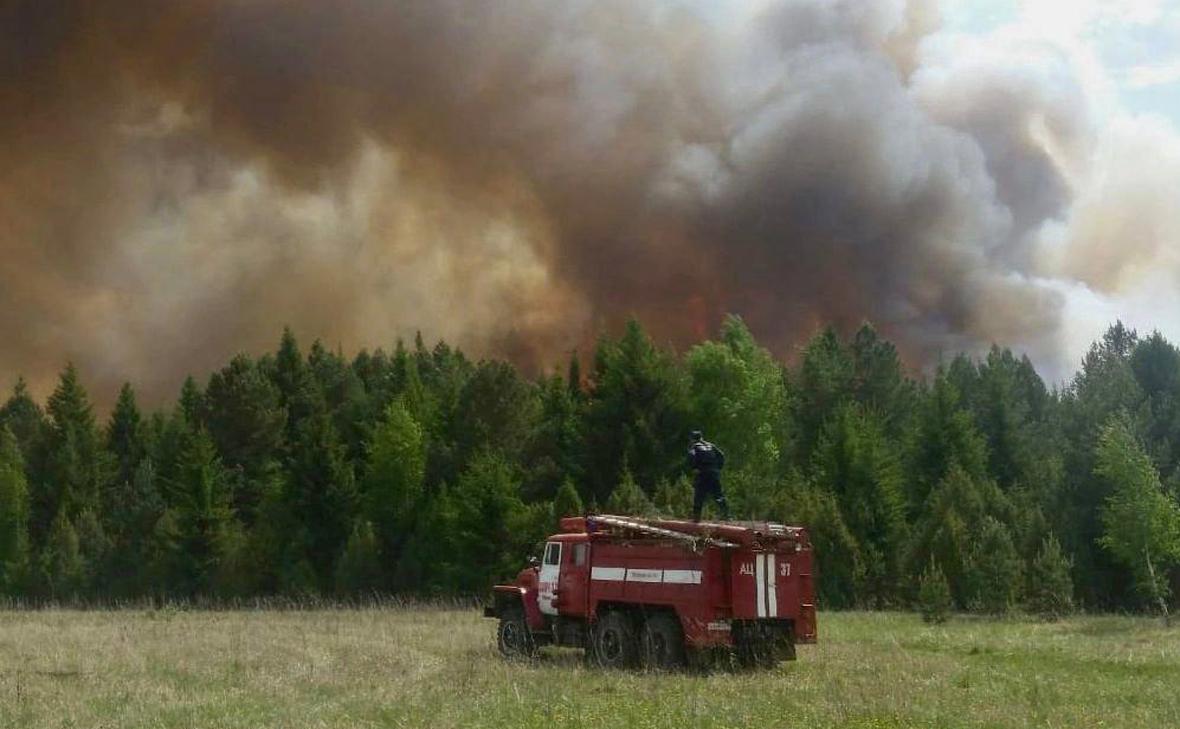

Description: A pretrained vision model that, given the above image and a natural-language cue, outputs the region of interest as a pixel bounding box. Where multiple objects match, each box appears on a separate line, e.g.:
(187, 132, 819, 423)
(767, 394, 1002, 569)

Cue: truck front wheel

(497, 605, 536, 659)
(591, 611, 638, 669)
(640, 613, 686, 670)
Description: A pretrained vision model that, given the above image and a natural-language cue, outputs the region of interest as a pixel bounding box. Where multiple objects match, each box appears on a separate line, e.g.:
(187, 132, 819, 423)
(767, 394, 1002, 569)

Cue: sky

(935, 0, 1180, 384)
(3, 0, 1180, 405)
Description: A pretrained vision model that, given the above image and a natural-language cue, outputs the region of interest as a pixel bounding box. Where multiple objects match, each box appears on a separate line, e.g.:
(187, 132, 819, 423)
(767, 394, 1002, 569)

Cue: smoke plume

(2, 0, 1178, 404)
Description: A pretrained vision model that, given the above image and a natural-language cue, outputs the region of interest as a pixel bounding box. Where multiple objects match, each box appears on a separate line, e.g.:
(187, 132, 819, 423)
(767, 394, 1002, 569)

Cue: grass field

(0, 608, 1177, 729)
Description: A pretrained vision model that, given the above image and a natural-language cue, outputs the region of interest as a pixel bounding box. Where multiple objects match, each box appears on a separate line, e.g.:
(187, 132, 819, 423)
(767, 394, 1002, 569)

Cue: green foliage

(37, 364, 112, 542)
(774, 476, 863, 608)
(286, 413, 358, 592)
(908, 465, 1011, 608)
(363, 398, 425, 585)
(335, 520, 382, 597)
(551, 479, 583, 520)
(812, 403, 907, 606)
(967, 517, 1022, 614)
(686, 315, 786, 476)
(39, 511, 84, 599)
(2, 318, 1180, 614)
(169, 428, 236, 596)
(918, 559, 952, 624)
(1095, 417, 1180, 613)
(652, 476, 693, 519)
(1026, 534, 1074, 619)
(583, 320, 688, 503)
(429, 453, 532, 593)
(605, 468, 654, 516)
(0, 427, 29, 590)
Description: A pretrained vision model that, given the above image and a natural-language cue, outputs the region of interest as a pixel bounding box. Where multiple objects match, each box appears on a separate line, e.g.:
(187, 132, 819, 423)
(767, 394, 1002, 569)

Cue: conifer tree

(364, 398, 426, 583)
(606, 469, 654, 516)
(40, 511, 84, 599)
(286, 413, 358, 591)
(968, 517, 1022, 614)
(106, 383, 145, 488)
(172, 428, 235, 596)
(37, 364, 111, 543)
(653, 477, 693, 519)
(0, 427, 30, 591)
(1026, 534, 1074, 619)
(552, 479, 584, 520)
(335, 520, 382, 597)
(918, 559, 952, 624)
(0, 377, 45, 458)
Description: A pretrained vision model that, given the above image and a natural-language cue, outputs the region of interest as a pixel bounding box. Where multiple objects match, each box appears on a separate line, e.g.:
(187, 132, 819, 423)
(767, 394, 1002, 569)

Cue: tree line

(0, 317, 1177, 614)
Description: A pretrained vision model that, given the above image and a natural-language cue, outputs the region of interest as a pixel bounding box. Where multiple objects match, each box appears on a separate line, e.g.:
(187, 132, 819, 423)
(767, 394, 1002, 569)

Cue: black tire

(640, 613, 686, 670)
(497, 605, 536, 659)
(591, 611, 639, 669)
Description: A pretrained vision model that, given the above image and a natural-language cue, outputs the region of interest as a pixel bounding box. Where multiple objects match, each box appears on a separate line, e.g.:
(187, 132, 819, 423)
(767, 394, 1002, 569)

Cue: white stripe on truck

(755, 554, 767, 618)
(626, 568, 663, 583)
(590, 567, 626, 581)
(589, 567, 703, 584)
(767, 554, 778, 617)
(662, 569, 702, 584)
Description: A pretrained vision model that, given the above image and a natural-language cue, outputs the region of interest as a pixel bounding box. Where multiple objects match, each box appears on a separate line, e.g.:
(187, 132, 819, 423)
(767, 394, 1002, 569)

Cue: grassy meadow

(0, 608, 1176, 729)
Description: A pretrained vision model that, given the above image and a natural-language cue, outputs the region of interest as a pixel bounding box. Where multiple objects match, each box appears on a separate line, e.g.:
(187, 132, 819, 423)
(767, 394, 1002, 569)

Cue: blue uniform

(688, 439, 730, 522)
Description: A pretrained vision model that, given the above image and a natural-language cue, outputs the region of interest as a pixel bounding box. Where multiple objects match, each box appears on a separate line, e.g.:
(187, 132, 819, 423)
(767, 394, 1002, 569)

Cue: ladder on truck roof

(587, 514, 740, 549)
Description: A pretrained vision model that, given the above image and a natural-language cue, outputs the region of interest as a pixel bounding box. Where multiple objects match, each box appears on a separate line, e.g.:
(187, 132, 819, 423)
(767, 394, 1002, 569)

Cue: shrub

(918, 559, 952, 624)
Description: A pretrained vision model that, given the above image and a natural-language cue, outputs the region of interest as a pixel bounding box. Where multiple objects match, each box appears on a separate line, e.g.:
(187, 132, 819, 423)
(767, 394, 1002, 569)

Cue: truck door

(538, 541, 562, 616)
(556, 541, 589, 616)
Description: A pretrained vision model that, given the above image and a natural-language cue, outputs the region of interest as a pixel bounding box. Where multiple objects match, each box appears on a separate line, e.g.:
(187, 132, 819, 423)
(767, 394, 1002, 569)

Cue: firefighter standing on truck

(688, 430, 730, 522)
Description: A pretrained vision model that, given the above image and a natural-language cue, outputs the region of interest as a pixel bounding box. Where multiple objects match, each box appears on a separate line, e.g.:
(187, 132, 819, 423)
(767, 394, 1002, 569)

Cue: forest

(0, 316, 1177, 614)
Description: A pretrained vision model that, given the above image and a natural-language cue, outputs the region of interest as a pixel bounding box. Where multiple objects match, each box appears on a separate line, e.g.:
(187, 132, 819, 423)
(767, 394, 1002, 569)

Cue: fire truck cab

(483, 514, 817, 668)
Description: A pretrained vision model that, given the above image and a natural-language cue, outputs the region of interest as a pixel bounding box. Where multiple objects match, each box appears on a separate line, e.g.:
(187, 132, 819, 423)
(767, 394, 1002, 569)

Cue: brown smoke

(0, 0, 1150, 405)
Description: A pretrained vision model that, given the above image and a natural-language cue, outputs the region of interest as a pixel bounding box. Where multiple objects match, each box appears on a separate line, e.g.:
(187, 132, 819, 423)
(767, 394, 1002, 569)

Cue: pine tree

(552, 479, 584, 520)
(178, 376, 206, 429)
(432, 453, 531, 593)
(272, 327, 324, 438)
(335, 520, 382, 597)
(968, 517, 1022, 614)
(606, 469, 654, 516)
(40, 511, 84, 600)
(0, 427, 30, 591)
(37, 364, 111, 545)
(172, 428, 235, 596)
(653, 477, 693, 519)
(812, 403, 907, 606)
(918, 559, 952, 624)
(286, 413, 358, 591)
(583, 320, 689, 503)
(106, 383, 145, 487)
(0, 377, 45, 458)
(204, 355, 286, 524)
(523, 374, 583, 501)
(104, 459, 165, 596)
(363, 398, 426, 582)
(1026, 534, 1074, 619)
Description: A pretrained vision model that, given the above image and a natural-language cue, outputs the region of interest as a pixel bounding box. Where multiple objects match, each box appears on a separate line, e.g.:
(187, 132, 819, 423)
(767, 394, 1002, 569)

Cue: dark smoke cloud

(0, 0, 1133, 405)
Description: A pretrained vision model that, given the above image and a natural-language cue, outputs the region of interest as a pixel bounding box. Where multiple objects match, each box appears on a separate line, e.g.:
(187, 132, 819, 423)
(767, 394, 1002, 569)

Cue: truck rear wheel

(640, 613, 686, 670)
(497, 605, 536, 659)
(591, 611, 639, 669)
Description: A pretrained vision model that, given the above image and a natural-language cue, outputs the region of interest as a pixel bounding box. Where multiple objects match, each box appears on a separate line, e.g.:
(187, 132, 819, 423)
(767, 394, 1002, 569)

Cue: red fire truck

(483, 514, 817, 668)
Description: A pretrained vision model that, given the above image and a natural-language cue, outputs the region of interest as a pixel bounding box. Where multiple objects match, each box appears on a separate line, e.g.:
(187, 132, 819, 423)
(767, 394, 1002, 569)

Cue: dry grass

(0, 608, 1177, 728)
